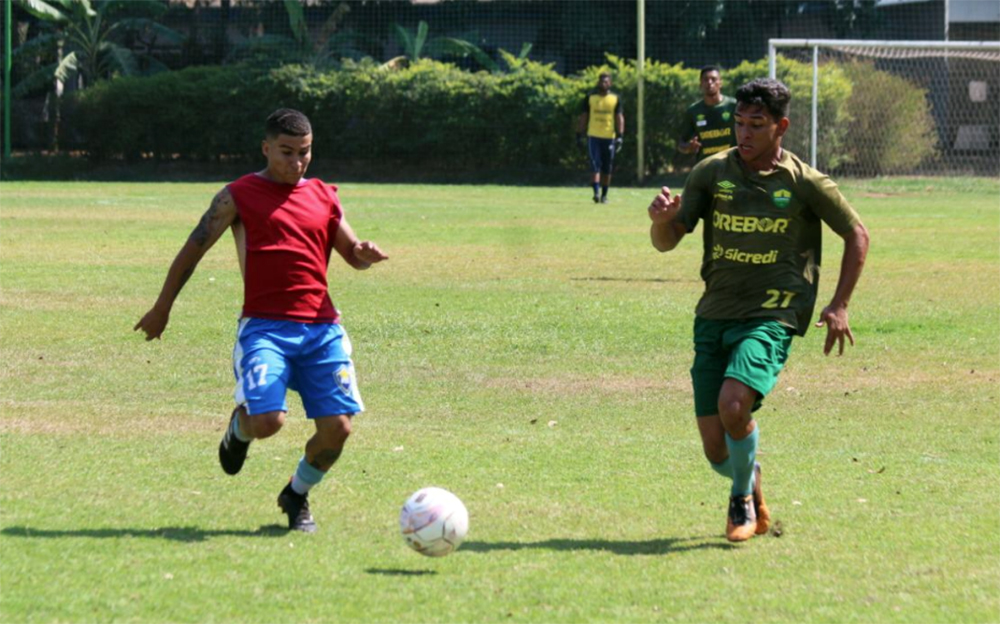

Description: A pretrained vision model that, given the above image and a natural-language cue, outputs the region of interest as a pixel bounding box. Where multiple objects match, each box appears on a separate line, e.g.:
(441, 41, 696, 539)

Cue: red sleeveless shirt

(227, 173, 342, 323)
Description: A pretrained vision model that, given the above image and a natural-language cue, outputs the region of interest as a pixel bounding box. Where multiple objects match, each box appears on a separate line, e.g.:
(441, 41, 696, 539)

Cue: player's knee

(717, 399, 751, 435)
(318, 414, 352, 445)
(330, 415, 352, 439)
(249, 411, 285, 439)
(717, 397, 741, 421)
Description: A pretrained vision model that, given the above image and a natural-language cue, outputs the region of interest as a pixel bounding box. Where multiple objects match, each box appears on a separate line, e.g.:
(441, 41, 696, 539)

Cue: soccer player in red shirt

(135, 109, 388, 533)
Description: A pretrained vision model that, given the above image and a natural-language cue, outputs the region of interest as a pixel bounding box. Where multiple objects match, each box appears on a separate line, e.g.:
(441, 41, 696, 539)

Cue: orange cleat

(726, 494, 758, 542)
(753, 462, 771, 535)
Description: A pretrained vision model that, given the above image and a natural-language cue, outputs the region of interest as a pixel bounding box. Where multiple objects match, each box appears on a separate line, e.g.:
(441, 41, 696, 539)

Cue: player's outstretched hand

(680, 136, 702, 155)
(648, 186, 682, 225)
(815, 304, 854, 356)
(134, 306, 169, 341)
(354, 240, 389, 266)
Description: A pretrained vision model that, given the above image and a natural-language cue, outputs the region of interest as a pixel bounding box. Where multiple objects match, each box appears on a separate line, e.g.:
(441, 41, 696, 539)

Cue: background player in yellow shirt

(576, 73, 624, 203)
(647, 79, 869, 542)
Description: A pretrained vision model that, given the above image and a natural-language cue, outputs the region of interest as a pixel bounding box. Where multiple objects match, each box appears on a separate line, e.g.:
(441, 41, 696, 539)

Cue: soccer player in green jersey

(678, 65, 737, 161)
(647, 78, 870, 542)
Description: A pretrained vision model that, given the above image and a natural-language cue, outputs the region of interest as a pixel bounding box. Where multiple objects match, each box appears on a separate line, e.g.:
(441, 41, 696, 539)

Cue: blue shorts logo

(335, 365, 353, 396)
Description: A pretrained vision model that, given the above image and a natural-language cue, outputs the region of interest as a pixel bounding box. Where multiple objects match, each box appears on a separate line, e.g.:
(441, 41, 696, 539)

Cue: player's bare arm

(133, 188, 238, 340)
(333, 218, 388, 270)
(648, 186, 686, 252)
(679, 135, 702, 154)
(815, 221, 870, 356)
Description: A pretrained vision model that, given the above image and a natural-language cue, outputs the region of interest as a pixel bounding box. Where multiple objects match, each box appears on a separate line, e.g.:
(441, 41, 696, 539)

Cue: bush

(840, 60, 938, 175)
(74, 65, 283, 162)
(727, 57, 854, 172)
(70, 55, 884, 181)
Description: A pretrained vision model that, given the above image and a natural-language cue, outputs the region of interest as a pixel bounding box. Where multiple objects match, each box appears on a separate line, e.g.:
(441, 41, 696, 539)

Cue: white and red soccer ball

(399, 487, 469, 557)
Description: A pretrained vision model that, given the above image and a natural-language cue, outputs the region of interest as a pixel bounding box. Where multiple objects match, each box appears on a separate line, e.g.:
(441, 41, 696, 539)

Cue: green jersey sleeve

(677, 157, 719, 232)
(679, 108, 697, 142)
(800, 168, 861, 235)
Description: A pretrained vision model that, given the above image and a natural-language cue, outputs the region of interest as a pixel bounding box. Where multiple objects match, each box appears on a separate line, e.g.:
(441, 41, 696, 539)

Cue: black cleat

(726, 494, 758, 542)
(592, 194, 600, 203)
(218, 407, 250, 476)
(600, 196, 609, 204)
(278, 483, 317, 533)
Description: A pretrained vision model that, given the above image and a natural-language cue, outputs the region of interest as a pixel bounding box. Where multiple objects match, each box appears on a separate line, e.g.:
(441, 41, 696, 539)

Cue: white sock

(232, 413, 252, 443)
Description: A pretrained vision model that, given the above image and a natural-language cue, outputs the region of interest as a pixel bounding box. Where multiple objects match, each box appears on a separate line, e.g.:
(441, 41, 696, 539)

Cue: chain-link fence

(4, 0, 998, 179)
(772, 40, 1000, 177)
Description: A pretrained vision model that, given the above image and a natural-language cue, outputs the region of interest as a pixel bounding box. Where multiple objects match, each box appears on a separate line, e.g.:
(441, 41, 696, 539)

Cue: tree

(383, 20, 532, 73)
(13, 0, 184, 150)
(225, 0, 364, 68)
(14, 0, 183, 95)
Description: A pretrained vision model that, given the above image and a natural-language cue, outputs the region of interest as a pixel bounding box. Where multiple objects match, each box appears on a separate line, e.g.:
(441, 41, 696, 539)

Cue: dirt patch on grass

(0, 401, 224, 437)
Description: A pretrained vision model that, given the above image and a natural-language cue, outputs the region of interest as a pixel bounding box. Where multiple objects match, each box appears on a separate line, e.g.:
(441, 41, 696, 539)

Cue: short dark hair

(700, 65, 721, 79)
(735, 78, 791, 120)
(265, 108, 312, 139)
(598, 72, 611, 81)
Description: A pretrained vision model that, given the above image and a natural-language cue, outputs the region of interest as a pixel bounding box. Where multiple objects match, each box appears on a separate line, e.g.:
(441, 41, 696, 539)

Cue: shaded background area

(3, 0, 998, 182)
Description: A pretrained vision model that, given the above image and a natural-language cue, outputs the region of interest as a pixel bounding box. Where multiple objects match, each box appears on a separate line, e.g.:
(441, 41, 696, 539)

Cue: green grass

(1, 178, 998, 623)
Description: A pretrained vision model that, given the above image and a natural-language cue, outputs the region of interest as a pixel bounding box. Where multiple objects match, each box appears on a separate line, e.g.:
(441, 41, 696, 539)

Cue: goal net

(769, 39, 1000, 177)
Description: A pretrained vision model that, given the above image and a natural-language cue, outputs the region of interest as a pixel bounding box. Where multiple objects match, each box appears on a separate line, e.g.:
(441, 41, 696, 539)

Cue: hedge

(70, 55, 934, 180)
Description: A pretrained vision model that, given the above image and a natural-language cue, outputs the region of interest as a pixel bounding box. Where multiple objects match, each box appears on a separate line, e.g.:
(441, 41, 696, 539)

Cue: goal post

(768, 39, 1000, 176)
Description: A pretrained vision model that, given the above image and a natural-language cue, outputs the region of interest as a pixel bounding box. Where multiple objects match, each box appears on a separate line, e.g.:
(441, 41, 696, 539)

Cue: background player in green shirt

(647, 78, 870, 542)
(678, 65, 737, 162)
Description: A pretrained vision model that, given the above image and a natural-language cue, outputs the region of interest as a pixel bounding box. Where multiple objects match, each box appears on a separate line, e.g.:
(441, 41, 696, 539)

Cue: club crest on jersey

(722, 111, 731, 121)
(334, 365, 354, 396)
(772, 189, 792, 208)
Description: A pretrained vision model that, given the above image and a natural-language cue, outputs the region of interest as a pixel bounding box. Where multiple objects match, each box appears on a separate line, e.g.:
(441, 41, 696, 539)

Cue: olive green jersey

(680, 96, 737, 160)
(677, 148, 861, 336)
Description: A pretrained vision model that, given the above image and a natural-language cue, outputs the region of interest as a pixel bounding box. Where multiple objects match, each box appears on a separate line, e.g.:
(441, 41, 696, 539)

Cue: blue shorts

(232, 318, 364, 418)
(588, 137, 616, 175)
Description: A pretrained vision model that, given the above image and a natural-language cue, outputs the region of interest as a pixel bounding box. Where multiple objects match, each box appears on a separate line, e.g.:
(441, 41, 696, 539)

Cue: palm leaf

(101, 42, 139, 77)
(52, 51, 79, 83)
(435, 37, 497, 72)
(101, 0, 167, 19)
(12, 32, 62, 60)
(283, 0, 309, 46)
(412, 20, 428, 59)
(20, 0, 68, 22)
(392, 23, 415, 59)
(108, 18, 186, 45)
(12, 62, 59, 97)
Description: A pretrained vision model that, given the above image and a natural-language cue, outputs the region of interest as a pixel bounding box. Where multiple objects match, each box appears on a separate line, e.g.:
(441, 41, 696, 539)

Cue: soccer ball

(399, 487, 469, 557)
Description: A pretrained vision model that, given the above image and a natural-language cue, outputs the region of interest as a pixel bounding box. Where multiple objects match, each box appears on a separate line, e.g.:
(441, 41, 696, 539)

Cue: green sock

(725, 425, 759, 497)
(709, 457, 732, 480)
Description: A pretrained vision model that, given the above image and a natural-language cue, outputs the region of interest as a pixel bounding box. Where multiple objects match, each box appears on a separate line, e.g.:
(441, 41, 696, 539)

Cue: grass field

(1, 178, 998, 623)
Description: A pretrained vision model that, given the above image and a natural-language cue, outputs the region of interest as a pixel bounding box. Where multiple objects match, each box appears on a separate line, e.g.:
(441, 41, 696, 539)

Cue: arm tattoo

(190, 193, 226, 247)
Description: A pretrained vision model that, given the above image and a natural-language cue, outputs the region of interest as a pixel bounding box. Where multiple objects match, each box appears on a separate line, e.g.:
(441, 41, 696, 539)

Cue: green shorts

(690, 317, 794, 417)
